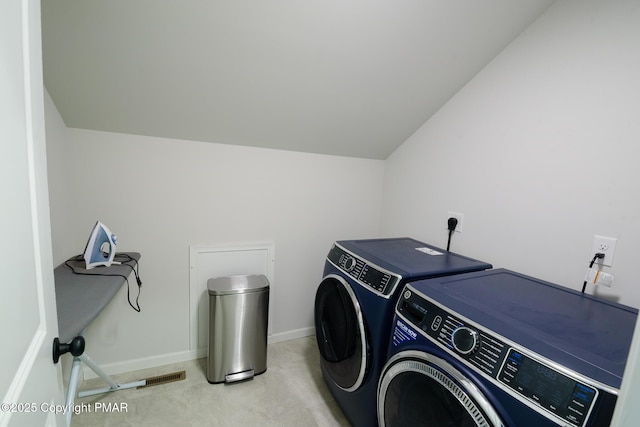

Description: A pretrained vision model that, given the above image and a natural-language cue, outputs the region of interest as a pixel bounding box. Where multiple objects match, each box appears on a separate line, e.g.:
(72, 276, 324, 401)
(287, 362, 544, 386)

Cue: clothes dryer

(314, 237, 492, 427)
(378, 269, 638, 427)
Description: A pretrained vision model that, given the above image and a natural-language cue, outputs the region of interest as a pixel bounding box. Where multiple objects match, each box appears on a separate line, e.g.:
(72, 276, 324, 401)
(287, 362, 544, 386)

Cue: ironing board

(54, 252, 142, 427)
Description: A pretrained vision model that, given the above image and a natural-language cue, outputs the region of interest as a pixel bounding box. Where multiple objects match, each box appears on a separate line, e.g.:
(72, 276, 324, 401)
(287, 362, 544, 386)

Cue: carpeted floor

(70, 336, 350, 426)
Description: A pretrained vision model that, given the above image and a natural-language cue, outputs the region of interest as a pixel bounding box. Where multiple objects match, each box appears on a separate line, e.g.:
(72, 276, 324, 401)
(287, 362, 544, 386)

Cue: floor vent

(138, 370, 186, 389)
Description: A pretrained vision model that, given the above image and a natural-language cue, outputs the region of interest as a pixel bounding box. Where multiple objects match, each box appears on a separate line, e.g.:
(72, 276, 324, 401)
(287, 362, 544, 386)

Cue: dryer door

(378, 351, 504, 427)
(314, 274, 367, 391)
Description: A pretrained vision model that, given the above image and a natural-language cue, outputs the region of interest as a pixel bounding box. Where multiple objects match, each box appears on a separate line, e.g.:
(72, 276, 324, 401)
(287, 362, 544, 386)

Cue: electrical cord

(64, 252, 143, 312)
(446, 217, 458, 251)
(581, 252, 604, 293)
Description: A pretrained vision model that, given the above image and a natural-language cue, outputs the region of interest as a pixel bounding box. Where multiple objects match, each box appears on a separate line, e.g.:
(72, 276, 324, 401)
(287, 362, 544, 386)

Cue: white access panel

(189, 242, 275, 355)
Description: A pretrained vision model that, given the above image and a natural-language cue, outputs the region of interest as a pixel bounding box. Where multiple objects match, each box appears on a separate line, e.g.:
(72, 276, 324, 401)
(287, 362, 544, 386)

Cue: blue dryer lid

(411, 269, 638, 388)
(336, 237, 492, 280)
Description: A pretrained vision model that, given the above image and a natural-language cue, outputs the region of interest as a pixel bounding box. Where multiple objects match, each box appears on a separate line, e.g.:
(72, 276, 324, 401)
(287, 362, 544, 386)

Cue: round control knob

(343, 256, 356, 272)
(451, 327, 480, 355)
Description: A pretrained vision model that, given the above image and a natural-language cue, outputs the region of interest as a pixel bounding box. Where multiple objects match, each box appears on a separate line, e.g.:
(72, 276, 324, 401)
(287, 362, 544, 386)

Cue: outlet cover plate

(591, 235, 617, 267)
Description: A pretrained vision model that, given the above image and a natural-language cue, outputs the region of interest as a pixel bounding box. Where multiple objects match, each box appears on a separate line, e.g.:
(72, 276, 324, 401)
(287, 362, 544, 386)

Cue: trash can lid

(207, 274, 270, 295)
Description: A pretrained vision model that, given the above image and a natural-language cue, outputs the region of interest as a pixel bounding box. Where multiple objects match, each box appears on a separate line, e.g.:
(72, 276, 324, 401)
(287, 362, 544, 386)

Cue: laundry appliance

(378, 269, 638, 427)
(314, 237, 492, 426)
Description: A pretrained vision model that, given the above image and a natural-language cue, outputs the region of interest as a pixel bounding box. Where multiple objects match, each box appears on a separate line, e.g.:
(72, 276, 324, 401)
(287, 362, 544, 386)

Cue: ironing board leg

(76, 352, 146, 398)
(65, 355, 82, 427)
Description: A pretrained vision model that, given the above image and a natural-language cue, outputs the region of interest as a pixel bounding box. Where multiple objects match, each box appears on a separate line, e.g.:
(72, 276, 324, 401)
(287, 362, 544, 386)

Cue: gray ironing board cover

(54, 252, 140, 343)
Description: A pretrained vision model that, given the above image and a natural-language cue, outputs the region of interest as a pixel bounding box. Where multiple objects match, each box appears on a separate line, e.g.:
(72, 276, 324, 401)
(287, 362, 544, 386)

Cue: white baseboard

(268, 326, 315, 344)
(83, 327, 315, 380)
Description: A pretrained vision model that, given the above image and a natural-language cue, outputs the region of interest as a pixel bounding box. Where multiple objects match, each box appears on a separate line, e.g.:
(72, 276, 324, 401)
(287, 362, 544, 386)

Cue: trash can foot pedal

(225, 369, 255, 383)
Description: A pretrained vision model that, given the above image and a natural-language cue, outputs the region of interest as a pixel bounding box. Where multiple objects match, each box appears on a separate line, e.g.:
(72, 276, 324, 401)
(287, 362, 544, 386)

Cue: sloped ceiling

(41, 0, 554, 159)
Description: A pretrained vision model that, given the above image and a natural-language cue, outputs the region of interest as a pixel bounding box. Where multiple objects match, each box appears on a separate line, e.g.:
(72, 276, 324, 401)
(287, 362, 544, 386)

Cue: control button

(451, 326, 480, 355)
(403, 290, 411, 300)
(431, 315, 442, 331)
(343, 256, 356, 272)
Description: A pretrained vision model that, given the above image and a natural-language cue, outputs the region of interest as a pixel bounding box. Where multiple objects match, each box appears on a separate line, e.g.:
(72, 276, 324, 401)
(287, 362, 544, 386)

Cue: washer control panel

(498, 349, 597, 426)
(327, 244, 400, 296)
(395, 287, 599, 427)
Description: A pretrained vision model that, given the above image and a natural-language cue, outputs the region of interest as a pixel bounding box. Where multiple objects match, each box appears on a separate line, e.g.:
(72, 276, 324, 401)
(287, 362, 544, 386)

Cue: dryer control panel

(395, 286, 601, 427)
(327, 244, 400, 297)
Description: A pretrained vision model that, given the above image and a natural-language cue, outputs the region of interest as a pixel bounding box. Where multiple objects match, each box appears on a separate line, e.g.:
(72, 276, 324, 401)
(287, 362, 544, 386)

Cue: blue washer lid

(410, 268, 638, 388)
(336, 237, 492, 280)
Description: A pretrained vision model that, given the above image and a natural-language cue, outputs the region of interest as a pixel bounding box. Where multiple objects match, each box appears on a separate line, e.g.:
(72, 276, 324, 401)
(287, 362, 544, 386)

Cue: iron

(83, 221, 117, 269)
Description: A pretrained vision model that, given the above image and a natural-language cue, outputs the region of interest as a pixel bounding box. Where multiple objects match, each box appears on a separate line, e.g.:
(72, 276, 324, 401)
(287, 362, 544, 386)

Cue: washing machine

(314, 237, 492, 427)
(378, 268, 638, 427)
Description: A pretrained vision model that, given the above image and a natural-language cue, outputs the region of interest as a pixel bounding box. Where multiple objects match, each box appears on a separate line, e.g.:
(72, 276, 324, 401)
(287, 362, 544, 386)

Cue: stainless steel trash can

(206, 274, 269, 384)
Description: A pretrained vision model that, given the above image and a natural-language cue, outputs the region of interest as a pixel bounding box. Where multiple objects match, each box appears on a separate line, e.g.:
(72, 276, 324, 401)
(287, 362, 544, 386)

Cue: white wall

(45, 100, 384, 370)
(45, 90, 75, 264)
(381, 0, 640, 308)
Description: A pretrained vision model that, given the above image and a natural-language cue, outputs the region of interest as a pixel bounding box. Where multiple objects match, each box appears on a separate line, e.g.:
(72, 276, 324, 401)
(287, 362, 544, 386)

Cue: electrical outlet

(448, 212, 464, 233)
(591, 235, 617, 267)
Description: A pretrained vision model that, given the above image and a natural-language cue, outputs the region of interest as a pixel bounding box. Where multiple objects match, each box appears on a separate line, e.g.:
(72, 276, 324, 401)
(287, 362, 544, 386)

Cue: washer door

(378, 351, 503, 427)
(314, 274, 367, 391)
